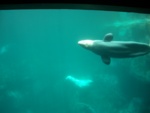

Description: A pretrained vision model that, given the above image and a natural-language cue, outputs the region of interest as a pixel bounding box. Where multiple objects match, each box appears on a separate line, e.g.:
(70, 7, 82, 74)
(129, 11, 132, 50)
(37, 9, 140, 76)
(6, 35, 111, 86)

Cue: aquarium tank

(0, 3, 150, 113)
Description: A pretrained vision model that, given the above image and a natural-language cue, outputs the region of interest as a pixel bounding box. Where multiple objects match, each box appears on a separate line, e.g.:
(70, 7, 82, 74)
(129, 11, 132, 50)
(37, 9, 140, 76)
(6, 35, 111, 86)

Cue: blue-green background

(0, 9, 150, 113)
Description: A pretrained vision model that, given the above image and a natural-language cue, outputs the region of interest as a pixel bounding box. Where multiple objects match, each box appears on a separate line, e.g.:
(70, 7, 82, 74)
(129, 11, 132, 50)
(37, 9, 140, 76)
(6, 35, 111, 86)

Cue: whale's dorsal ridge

(103, 33, 113, 42)
(101, 55, 111, 65)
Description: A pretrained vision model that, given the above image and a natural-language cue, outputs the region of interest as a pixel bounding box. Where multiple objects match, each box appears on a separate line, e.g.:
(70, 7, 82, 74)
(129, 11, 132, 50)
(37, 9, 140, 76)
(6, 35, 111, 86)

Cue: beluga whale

(78, 33, 150, 65)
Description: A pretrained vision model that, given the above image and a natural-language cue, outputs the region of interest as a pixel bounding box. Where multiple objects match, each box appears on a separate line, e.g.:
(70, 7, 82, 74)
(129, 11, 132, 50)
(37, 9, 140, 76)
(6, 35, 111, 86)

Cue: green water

(0, 9, 150, 113)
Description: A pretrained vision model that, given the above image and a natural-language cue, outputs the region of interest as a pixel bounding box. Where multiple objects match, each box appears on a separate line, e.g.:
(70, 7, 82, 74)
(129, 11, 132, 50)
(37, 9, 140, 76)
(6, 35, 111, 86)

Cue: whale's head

(78, 40, 94, 49)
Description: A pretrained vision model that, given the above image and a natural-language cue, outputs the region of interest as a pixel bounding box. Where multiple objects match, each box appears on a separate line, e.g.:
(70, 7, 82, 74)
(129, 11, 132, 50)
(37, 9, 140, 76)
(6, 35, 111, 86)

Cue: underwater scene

(0, 8, 150, 113)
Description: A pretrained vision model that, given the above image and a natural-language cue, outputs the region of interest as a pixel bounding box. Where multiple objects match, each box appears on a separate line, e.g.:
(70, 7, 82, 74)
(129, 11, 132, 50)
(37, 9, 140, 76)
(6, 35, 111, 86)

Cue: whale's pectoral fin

(101, 55, 110, 65)
(103, 33, 113, 42)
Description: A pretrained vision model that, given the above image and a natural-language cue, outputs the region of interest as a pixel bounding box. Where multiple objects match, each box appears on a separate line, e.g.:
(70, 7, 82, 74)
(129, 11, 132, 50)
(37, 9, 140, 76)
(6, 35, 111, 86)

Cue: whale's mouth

(78, 41, 82, 45)
(78, 41, 85, 47)
(78, 40, 94, 48)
